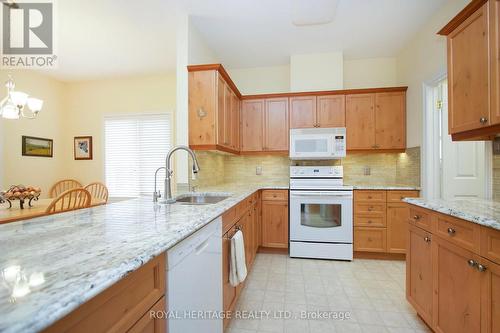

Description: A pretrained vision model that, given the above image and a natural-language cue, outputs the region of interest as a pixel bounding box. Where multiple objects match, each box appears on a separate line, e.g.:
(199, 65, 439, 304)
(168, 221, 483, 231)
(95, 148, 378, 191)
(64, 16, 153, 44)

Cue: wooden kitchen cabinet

(264, 98, 289, 151)
(375, 92, 406, 149)
(262, 190, 288, 249)
(231, 91, 240, 151)
(317, 95, 345, 127)
(290, 96, 316, 128)
(353, 227, 387, 252)
(433, 237, 482, 333)
(128, 297, 166, 333)
(407, 225, 433, 326)
(439, 0, 500, 140)
(387, 203, 410, 253)
(481, 258, 500, 333)
(346, 94, 376, 150)
(241, 99, 264, 151)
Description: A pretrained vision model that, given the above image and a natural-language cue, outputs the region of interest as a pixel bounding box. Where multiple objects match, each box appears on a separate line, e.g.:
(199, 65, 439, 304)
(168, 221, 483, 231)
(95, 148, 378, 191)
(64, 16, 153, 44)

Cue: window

(104, 114, 171, 197)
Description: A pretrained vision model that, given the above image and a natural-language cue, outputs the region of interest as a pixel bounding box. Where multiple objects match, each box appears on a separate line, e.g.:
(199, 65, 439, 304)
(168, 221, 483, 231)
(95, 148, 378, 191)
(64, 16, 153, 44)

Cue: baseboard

(257, 246, 289, 254)
(354, 251, 406, 260)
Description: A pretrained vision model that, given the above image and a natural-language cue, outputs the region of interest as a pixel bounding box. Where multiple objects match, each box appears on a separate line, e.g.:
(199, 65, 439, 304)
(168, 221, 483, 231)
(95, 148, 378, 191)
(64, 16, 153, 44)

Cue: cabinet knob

(424, 236, 431, 243)
(413, 215, 421, 221)
(447, 227, 456, 235)
(368, 207, 373, 211)
(480, 117, 488, 124)
(477, 264, 487, 272)
(468, 259, 477, 268)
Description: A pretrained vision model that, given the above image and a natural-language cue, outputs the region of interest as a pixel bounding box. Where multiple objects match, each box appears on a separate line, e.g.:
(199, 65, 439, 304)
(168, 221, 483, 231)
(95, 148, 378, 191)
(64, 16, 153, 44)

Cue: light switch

(363, 166, 371, 176)
(256, 166, 262, 175)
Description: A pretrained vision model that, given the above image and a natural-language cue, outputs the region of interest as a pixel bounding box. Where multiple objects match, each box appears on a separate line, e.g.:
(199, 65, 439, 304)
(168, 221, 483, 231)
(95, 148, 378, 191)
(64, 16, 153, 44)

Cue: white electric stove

(289, 166, 353, 261)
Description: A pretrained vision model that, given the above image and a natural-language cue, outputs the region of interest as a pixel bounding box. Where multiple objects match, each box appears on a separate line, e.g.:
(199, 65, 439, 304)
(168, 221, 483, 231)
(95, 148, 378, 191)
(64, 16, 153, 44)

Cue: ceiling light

(0, 76, 43, 120)
(291, 0, 339, 26)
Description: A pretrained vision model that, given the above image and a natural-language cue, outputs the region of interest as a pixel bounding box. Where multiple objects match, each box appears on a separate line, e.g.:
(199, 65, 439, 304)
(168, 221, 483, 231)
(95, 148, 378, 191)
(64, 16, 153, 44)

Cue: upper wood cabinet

(439, 0, 500, 140)
(264, 98, 289, 151)
(241, 99, 264, 151)
(290, 95, 345, 129)
(346, 92, 406, 150)
(188, 66, 241, 154)
(290, 96, 316, 128)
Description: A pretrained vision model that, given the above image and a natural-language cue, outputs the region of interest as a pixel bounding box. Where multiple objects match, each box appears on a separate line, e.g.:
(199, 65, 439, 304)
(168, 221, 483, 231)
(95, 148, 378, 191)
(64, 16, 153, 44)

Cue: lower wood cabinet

(128, 297, 166, 333)
(262, 190, 289, 249)
(407, 204, 500, 333)
(353, 227, 386, 252)
(387, 203, 411, 253)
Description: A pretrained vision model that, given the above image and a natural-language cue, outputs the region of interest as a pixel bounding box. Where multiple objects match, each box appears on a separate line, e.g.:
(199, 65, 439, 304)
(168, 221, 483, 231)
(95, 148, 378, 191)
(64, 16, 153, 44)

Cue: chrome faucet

(164, 146, 201, 203)
(153, 167, 166, 203)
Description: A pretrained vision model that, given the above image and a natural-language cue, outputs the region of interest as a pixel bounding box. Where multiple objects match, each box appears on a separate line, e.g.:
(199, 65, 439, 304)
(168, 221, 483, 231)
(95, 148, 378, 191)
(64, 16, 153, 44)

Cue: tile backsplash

(190, 147, 421, 188)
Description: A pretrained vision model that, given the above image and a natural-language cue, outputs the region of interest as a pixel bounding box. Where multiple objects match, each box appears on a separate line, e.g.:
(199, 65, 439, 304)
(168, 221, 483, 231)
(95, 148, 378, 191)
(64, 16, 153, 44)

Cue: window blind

(104, 114, 171, 197)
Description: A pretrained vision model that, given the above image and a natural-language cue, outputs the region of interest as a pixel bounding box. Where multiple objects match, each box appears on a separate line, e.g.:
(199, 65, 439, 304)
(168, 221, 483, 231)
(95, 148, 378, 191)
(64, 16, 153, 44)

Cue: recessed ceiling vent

(291, 0, 338, 26)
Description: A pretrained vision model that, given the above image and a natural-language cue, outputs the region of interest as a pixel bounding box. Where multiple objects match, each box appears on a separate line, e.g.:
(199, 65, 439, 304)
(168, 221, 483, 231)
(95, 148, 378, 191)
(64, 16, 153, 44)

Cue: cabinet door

(241, 99, 264, 151)
(290, 96, 316, 128)
(346, 94, 375, 150)
(217, 75, 226, 146)
(387, 203, 409, 253)
(264, 98, 289, 151)
(128, 297, 166, 333)
(406, 225, 433, 326)
(433, 237, 481, 333)
(448, 3, 490, 133)
(244, 209, 254, 268)
(262, 201, 289, 248)
(353, 227, 387, 252)
(317, 95, 345, 127)
(231, 92, 240, 150)
(375, 92, 406, 149)
(481, 258, 500, 333)
(222, 230, 236, 330)
(223, 84, 233, 147)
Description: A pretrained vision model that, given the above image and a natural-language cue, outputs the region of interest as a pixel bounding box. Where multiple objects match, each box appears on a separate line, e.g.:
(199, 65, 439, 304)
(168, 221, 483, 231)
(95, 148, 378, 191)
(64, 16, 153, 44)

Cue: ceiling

(36, 0, 448, 81)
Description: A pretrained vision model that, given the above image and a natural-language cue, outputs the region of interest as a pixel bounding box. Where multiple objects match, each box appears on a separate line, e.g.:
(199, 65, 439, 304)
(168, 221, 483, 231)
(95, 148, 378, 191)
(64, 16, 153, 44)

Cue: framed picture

(74, 136, 93, 160)
(22, 136, 53, 157)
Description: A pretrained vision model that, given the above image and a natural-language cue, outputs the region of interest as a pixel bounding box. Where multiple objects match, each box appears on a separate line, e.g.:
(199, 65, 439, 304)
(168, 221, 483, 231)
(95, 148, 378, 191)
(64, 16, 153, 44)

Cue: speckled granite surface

(350, 185, 420, 190)
(0, 183, 288, 333)
(404, 197, 500, 231)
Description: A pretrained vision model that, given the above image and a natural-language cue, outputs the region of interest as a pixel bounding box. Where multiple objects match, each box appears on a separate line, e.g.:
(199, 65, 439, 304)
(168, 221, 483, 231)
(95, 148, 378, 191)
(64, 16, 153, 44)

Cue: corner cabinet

(439, 0, 500, 140)
(406, 203, 500, 332)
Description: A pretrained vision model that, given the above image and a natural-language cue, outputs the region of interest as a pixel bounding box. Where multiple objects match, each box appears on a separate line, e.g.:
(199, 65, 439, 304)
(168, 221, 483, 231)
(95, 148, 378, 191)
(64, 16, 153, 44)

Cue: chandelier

(0, 76, 43, 120)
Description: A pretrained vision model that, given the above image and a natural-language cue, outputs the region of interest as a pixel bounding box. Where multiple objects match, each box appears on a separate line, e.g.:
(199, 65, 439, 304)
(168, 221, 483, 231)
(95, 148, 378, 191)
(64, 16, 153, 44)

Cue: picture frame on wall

(74, 136, 93, 160)
(22, 136, 53, 158)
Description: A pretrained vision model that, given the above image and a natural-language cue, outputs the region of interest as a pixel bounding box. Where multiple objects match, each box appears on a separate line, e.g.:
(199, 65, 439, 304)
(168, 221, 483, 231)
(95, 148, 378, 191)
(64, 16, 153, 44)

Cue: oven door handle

(290, 191, 353, 198)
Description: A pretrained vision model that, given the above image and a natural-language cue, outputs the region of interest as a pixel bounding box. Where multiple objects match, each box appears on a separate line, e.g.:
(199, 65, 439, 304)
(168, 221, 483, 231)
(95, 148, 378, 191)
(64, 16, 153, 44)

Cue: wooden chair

(49, 179, 83, 198)
(84, 182, 109, 205)
(45, 189, 91, 214)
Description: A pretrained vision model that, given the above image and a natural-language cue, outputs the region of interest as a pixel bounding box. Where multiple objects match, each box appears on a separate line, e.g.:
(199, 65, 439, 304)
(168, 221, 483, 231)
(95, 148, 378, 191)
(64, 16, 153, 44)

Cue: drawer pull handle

(367, 196, 372, 199)
(480, 117, 488, 124)
(367, 220, 372, 224)
(477, 264, 487, 272)
(413, 215, 421, 220)
(468, 259, 477, 268)
(424, 236, 431, 243)
(368, 207, 373, 211)
(447, 228, 456, 235)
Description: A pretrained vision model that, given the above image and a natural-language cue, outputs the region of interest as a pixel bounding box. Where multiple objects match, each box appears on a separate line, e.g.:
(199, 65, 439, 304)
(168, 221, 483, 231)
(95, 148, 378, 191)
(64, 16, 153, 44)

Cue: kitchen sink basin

(175, 194, 230, 205)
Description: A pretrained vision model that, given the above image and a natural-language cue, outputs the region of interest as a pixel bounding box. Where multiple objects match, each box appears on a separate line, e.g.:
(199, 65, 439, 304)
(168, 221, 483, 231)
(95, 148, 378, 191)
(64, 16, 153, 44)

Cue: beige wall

(64, 74, 176, 186)
(0, 70, 67, 198)
(396, 0, 469, 148)
(228, 66, 290, 95)
(343, 57, 398, 89)
(290, 52, 344, 92)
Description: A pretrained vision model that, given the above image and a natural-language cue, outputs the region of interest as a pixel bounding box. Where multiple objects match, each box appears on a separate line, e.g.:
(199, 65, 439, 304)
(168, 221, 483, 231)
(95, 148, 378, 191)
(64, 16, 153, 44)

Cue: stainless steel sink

(175, 194, 229, 205)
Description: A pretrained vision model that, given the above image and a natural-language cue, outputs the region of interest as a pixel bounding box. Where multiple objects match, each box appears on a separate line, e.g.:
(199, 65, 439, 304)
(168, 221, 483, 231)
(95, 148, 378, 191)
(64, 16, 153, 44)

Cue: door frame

(422, 74, 492, 199)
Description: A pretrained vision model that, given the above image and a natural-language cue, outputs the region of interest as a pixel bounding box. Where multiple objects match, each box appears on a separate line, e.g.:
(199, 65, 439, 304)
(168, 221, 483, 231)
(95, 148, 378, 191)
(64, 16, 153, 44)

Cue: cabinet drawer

(262, 190, 288, 201)
(409, 206, 432, 232)
(434, 213, 481, 253)
(222, 208, 237, 234)
(387, 190, 419, 203)
(354, 203, 386, 216)
(128, 297, 166, 333)
(481, 226, 500, 264)
(43, 254, 166, 333)
(354, 227, 387, 252)
(354, 216, 386, 227)
(354, 190, 387, 203)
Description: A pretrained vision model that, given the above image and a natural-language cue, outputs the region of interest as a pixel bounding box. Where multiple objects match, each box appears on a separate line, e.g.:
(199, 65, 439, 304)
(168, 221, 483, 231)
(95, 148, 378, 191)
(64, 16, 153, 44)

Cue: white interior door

(440, 80, 486, 199)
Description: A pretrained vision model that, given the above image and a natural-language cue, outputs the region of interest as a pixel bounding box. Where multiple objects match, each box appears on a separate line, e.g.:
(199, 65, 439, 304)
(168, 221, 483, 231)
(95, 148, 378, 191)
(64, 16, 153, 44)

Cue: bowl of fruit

(0, 185, 41, 209)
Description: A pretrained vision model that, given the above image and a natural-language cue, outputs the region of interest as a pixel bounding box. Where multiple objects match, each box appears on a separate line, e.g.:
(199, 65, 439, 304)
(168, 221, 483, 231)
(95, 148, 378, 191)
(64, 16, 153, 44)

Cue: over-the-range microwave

(289, 127, 346, 160)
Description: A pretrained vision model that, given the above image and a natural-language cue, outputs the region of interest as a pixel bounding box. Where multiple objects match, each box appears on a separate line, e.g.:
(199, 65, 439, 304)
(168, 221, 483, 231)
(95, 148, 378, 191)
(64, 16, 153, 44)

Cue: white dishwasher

(167, 217, 222, 333)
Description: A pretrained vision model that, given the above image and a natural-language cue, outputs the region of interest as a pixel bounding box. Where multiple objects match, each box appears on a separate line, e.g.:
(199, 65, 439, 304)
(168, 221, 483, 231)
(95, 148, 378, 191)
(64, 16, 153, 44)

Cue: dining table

(0, 198, 106, 224)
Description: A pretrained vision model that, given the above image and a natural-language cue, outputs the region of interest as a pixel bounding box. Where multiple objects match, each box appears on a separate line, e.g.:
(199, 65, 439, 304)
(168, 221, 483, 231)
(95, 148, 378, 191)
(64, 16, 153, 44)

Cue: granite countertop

(0, 183, 288, 333)
(349, 184, 421, 191)
(404, 197, 500, 231)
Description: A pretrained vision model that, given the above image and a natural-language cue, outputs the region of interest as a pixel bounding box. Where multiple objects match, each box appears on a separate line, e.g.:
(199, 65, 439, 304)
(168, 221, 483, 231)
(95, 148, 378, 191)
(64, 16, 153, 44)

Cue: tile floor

(227, 253, 432, 333)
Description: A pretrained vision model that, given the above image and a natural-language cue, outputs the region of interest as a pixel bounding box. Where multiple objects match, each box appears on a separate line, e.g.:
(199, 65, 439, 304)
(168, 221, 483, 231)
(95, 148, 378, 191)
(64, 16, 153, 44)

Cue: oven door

(290, 190, 353, 243)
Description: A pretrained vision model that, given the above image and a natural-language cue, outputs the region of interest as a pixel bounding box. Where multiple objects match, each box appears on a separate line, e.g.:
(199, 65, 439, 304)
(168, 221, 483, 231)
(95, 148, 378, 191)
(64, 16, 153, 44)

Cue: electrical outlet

(256, 166, 262, 175)
(363, 166, 371, 176)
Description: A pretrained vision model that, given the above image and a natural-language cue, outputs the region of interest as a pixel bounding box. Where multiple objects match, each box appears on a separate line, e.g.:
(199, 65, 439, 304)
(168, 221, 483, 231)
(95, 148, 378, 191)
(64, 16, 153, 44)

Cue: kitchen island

(0, 184, 287, 333)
